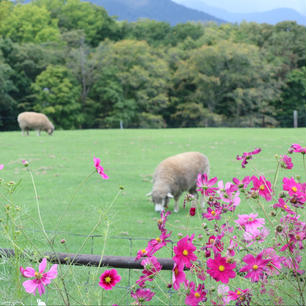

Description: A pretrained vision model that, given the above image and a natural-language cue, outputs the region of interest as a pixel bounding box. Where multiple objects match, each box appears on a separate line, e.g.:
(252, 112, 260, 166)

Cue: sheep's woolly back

(17, 112, 54, 132)
(152, 152, 209, 201)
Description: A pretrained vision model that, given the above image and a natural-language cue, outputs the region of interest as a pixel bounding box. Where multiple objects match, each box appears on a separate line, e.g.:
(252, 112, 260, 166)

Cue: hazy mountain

(174, 0, 306, 25)
(90, 0, 225, 25)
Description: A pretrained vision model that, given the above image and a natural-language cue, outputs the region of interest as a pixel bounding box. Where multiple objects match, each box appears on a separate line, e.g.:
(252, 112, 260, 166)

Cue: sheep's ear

(146, 192, 152, 197)
(167, 193, 174, 198)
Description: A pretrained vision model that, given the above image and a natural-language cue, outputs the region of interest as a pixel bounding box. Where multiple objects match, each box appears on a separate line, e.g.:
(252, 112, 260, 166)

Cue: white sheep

(17, 112, 54, 136)
(147, 152, 209, 212)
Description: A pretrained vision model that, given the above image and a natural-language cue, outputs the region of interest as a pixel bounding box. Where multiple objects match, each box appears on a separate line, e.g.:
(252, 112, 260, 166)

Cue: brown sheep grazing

(17, 112, 54, 136)
(147, 152, 209, 213)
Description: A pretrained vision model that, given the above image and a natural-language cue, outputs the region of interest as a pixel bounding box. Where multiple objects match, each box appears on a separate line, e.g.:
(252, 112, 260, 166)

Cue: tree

(0, 3, 61, 43)
(90, 40, 170, 128)
(277, 67, 306, 127)
(31, 65, 83, 129)
(0, 51, 16, 130)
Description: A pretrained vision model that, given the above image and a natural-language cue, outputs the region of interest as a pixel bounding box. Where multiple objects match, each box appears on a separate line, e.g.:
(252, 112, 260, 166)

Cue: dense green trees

(0, 0, 305, 130)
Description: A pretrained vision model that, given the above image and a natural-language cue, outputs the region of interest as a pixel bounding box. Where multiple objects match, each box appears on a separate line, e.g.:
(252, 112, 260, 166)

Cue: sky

(173, 0, 306, 15)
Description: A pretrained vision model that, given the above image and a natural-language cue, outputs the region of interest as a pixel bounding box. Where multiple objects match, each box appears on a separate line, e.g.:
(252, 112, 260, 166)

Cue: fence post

(293, 110, 298, 128)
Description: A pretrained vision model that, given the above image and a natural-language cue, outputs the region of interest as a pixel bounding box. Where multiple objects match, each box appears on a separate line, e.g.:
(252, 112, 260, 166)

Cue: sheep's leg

(173, 198, 179, 213)
(26, 129, 29, 136)
(200, 194, 205, 208)
(37, 130, 41, 136)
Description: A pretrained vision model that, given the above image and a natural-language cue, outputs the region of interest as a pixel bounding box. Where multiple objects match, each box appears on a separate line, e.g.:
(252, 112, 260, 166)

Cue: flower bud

(270, 211, 276, 217)
(60, 239, 66, 244)
(189, 207, 196, 216)
(276, 225, 283, 233)
(22, 160, 29, 167)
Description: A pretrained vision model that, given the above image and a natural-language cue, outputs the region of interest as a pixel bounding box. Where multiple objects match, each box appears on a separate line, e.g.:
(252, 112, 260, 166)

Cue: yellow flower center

(248, 217, 253, 222)
(218, 265, 225, 272)
(253, 265, 259, 270)
(174, 267, 179, 275)
(105, 276, 112, 283)
(292, 187, 297, 192)
(237, 290, 241, 295)
(35, 272, 42, 279)
(296, 234, 301, 240)
(183, 250, 188, 256)
(211, 210, 216, 216)
(284, 205, 288, 209)
(195, 292, 200, 298)
(210, 239, 215, 244)
(141, 249, 146, 254)
(156, 237, 161, 243)
(260, 185, 265, 190)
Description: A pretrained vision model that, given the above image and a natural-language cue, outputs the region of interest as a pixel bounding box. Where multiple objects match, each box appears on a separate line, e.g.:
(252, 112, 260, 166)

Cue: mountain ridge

(90, 0, 225, 25)
(174, 0, 306, 25)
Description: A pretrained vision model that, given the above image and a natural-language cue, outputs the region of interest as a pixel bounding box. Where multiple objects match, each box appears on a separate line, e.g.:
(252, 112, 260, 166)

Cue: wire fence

(0, 229, 178, 305)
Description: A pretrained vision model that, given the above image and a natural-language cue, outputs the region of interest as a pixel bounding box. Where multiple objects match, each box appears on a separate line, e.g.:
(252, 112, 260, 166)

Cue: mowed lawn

(0, 128, 305, 257)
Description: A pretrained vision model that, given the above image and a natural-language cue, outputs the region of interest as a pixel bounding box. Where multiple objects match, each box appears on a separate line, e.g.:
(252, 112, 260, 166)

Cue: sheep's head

(147, 190, 174, 212)
(48, 126, 54, 135)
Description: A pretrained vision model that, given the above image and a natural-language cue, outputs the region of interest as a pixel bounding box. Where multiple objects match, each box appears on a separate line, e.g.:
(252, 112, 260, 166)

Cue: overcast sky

(174, 0, 306, 15)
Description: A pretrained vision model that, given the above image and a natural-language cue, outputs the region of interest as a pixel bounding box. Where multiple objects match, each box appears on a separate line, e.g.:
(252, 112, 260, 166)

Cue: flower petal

(23, 279, 38, 295)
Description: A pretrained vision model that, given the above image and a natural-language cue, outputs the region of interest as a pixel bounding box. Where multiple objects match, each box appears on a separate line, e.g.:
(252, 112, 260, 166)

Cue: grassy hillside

(0, 128, 305, 305)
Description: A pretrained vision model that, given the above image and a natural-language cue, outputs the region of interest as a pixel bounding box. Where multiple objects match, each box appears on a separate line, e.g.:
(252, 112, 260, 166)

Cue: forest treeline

(0, 0, 305, 130)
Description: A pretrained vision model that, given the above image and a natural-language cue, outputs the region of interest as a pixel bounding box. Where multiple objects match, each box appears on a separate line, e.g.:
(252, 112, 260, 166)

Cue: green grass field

(1, 128, 306, 305)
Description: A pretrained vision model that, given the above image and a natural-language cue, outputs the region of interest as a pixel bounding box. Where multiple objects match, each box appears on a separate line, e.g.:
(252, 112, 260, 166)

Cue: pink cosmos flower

(157, 210, 171, 233)
(279, 155, 293, 169)
(207, 254, 236, 284)
(283, 177, 301, 196)
(243, 227, 269, 246)
(288, 143, 306, 154)
(235, 213, 265, 231)
(99, 269, 121, 290)
(273, 198, 295, 215)
(131, 288, 155, 304)
(232, 176, 251, 189)
(172, 263, 187, 290)
(196, 173, 218, 196)
(0, 164, 4, 170)
(136, 256, 162, 287)
(239, 253, 270, 282)
(20, 258, 58, 296)
(260, 248, 283, 276)
(93, 156, 109, 179)
(146, 230, 171, 256)
(173, 235, 197, 269)
(206, 234, 224, 256)
(202, 207, 222, 221)
(228, 288, 251, 304)
(251, 176, 272, 201)
(236, 148, 261, 168)
(217, 181, 241, 211)
(185, 281, 207, 306)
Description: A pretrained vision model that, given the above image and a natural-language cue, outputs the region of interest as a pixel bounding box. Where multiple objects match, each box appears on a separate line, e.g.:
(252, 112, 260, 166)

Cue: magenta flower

(228, 288, 251, 304)
(232, 176, 251, 189)
(239, 253, 270, 282)
(131, 288, 155, 304)
(288, 143, 306, 154)
(93, 156, 109, 179)
(157, 210, 171, 233)
(273, 198, 295, 215)
(202, 207, 222, 221)
(173, 235, 197, 269)
(243, 227, 269, 246)
(251, 176, 272, 201)
(279, 155, 293, 169)
(20, 258, 58, 296)
(185, 281, 207, 306)
(283, 177, 301, 196)
(260, 248, 283, 276)
(207, 254, 236, 284)
(172, 263, 187, 290)
(0, 164, 4, 170)
(206, 234, 224, 256)
(189, 207, 196, 216)
(147, 230, 171, 257)
(196, 173, 218, 196)
(236, 148, 261, 168)
(99, 269, 121, 290)
(235, 213, 265, 231)
(136, 256, 162, 287)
